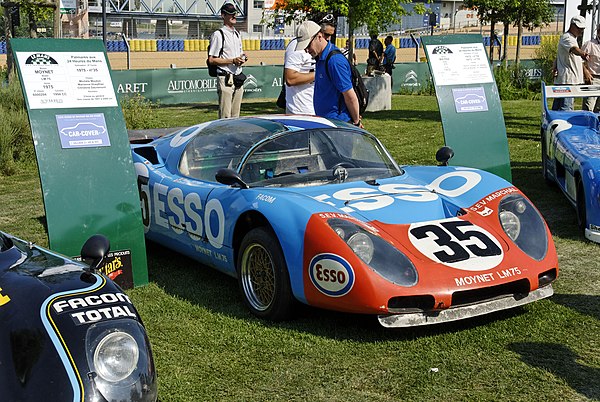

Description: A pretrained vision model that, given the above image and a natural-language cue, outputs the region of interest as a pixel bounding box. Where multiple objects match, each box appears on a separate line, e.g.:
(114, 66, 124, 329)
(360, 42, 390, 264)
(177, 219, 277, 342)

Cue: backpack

(325, 49, 369, 114)
(206, 29, 225, 77)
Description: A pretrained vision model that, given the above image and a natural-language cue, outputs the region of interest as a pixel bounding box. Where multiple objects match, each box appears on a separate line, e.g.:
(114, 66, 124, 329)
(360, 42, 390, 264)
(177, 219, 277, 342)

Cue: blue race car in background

(541, 84, 600, 242)
(132, 115, 558, 327)
(0, 232, 157, 401)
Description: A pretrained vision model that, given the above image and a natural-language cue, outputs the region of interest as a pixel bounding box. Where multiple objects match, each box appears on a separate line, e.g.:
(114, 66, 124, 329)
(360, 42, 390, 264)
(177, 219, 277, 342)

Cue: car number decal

(314, 171, 482, 212)
(408, 218, 503, 271)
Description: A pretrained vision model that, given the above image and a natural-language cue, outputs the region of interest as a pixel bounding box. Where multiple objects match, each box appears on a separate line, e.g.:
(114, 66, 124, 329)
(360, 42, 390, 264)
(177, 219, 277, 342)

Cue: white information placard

(15, 52, 118, 109)
(425, 43, 493, 86)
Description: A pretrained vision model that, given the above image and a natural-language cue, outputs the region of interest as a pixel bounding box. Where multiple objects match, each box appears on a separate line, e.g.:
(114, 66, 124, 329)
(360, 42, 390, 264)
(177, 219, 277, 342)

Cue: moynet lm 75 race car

(0, 232, 157, 401)
(132, 115, 558, 327)
(542, 83, 600, 242)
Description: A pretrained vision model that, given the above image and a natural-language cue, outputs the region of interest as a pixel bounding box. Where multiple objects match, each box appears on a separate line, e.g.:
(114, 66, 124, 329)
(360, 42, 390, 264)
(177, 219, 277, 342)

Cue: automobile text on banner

(10, 38, 148, 289)
(421, 34, 512, 182)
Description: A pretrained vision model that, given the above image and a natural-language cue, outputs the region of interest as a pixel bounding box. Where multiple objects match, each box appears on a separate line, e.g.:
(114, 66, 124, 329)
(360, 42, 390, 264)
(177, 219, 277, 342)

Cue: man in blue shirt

(382, 35, 396, 76)
(295, 20, 363, 128)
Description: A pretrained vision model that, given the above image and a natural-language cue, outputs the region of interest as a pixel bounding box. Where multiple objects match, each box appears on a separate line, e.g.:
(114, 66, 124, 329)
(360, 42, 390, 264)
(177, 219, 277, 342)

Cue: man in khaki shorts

(207, 2, 247, 118)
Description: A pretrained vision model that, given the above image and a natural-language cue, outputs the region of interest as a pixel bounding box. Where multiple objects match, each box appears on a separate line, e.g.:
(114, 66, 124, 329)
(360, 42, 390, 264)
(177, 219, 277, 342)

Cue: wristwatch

(352, 120, 361, 126)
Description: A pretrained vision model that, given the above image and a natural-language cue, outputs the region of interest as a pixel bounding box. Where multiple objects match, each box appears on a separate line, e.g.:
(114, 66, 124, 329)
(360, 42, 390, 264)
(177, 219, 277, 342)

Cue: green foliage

(494, 64, 539, 100)
(0, 76, 34, 176)
(120, 94, 159, 130)
(270, 0, 409, 35)
(535, 36, 560, 84)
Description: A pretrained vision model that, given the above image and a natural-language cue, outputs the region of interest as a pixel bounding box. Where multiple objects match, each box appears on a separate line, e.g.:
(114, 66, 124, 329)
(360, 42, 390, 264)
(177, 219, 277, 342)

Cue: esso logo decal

(309, 254, 354, 297)
(408, 218, 503, 271)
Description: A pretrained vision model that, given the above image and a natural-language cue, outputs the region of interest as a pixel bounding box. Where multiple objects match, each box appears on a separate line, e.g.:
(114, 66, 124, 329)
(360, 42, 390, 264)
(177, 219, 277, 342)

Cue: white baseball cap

(295, 21, 321, 51)
(571, 15, 586, 29)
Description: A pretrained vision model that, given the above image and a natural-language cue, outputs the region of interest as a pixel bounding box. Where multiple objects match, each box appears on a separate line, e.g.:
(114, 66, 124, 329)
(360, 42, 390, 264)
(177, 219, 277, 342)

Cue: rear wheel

(576, 177, 587, 231)
(237, 227, 294, 321)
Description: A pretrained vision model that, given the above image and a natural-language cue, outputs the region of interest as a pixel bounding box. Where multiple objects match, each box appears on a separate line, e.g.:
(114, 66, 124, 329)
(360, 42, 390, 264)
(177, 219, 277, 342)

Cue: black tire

(237, 227, 294, 321)
(576, 177, 587, 231)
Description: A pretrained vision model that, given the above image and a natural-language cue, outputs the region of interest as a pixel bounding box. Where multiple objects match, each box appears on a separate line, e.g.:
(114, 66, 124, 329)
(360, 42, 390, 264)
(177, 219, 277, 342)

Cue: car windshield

(178, 119, 288, 181)
(238, 128, 402, 187)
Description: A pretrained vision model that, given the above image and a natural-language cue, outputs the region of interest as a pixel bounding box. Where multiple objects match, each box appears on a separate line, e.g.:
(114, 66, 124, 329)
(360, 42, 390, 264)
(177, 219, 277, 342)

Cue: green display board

(421, 35, 512, 182)
(110, 62, 434, 105)
(11, 38, 148, 288)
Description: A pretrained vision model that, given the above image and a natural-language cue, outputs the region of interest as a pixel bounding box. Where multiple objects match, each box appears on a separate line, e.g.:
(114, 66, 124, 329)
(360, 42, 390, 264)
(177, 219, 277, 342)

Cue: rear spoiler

(544, 84, 600, 99)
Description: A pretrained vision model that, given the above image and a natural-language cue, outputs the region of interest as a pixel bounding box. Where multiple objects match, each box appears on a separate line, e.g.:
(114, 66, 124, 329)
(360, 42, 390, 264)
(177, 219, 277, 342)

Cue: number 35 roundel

(408, 218, 503, 271)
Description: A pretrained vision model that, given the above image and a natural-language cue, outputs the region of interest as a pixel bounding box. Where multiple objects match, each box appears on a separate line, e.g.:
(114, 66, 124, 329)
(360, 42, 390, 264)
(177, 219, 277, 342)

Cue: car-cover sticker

(309, 254, 355, 297)
(314, 171, 481, 212)
(408, 217, 503, 271)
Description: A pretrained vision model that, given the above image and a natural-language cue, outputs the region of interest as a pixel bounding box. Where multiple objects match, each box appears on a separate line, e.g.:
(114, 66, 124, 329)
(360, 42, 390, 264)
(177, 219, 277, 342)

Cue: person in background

(283, 35, 315, 115)
(342, 39, 357, 66)
(382, 35, 396, 76)
(319, 14, 336, 39)
(582, 25, 600, 112)
(553, 15, 589, 111)
(296, 21, 363, 128)
(366, 33, 383, 76)
(207, 2, 247, 118)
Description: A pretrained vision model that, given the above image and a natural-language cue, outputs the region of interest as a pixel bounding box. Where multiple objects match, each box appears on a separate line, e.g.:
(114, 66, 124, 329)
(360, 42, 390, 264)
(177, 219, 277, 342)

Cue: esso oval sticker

(408, 218, 504, 271)
(309, 254, 355, 297)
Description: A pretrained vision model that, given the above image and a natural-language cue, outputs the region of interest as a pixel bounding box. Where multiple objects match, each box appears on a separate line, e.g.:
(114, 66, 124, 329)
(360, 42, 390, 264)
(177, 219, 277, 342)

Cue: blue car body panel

(541, 84, 600, 242)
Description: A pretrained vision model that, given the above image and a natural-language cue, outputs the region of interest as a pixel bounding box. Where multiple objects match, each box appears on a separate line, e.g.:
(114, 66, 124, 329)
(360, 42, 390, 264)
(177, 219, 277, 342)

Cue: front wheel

(237, 227, 294, 321)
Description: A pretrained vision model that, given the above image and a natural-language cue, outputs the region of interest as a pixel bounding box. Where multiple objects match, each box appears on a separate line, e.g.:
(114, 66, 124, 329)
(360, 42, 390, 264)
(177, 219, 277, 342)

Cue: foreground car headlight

(94, 331, 139, 382)
(328, 218, 417, 287)
(86, 319, 158, 402)
(498, 194, 548, 261)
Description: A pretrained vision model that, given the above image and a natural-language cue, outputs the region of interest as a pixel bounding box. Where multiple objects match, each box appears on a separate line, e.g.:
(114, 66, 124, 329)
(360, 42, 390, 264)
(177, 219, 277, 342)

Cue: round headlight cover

(498, 194, 548, 260)
(94, 331, 140, 382)
(327, 218, 417, 287)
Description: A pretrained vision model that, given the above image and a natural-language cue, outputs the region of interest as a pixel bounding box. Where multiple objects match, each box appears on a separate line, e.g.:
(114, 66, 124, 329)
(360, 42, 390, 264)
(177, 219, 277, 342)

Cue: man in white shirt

(207, 2, 247, 118)
(553, 15, 590, 111)
(583, 25, 600, 112)
(284, 37, 315, 115)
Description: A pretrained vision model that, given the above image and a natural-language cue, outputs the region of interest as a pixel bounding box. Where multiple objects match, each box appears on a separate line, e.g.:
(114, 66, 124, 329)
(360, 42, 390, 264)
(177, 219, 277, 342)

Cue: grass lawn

(1, 95, 599, 401)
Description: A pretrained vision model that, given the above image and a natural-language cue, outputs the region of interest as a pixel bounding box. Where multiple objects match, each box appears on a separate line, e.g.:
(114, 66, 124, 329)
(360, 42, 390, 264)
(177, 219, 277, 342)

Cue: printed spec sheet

(15, 52, 118, 109)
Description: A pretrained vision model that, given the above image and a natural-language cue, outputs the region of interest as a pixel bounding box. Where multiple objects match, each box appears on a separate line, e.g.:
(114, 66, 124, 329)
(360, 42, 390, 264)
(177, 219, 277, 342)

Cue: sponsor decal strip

(40, 274, 105, 402)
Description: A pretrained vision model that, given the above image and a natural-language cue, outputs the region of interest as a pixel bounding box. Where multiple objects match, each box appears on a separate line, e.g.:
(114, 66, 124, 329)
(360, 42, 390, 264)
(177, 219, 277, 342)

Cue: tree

(267, 0, 410, 65)
(465, 0, 553, 64)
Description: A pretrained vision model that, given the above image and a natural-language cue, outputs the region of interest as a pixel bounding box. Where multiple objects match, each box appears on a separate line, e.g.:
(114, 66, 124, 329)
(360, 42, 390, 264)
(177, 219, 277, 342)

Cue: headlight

(94, 331, 139, 382)
(498, 194, 548, 260)
(86, 319, 158, 402)
(328, 218, 417, 287)
(499, 210, 520, 240)
(347, 232, 374, 263)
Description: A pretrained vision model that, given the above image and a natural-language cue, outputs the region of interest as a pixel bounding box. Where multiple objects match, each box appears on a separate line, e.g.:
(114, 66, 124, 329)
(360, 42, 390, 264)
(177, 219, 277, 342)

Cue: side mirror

(435, 146, 454, 166)
(81, 235, 110, 272)
(215, 168, 249, 189)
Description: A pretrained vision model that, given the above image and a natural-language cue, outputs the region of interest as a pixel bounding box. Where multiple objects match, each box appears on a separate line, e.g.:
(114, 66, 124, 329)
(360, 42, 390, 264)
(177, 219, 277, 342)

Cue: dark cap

(220, 2, 237, 15)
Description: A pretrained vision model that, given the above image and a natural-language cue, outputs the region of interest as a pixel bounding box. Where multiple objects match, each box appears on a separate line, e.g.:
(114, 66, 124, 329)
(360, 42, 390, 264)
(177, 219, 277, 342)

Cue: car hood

(275, 166, 508, 226)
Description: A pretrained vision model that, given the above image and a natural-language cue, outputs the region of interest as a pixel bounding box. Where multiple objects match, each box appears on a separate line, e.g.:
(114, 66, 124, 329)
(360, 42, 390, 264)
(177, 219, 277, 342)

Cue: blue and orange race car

(131, 115, 558, 327)
(541, 84, 600, 242)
